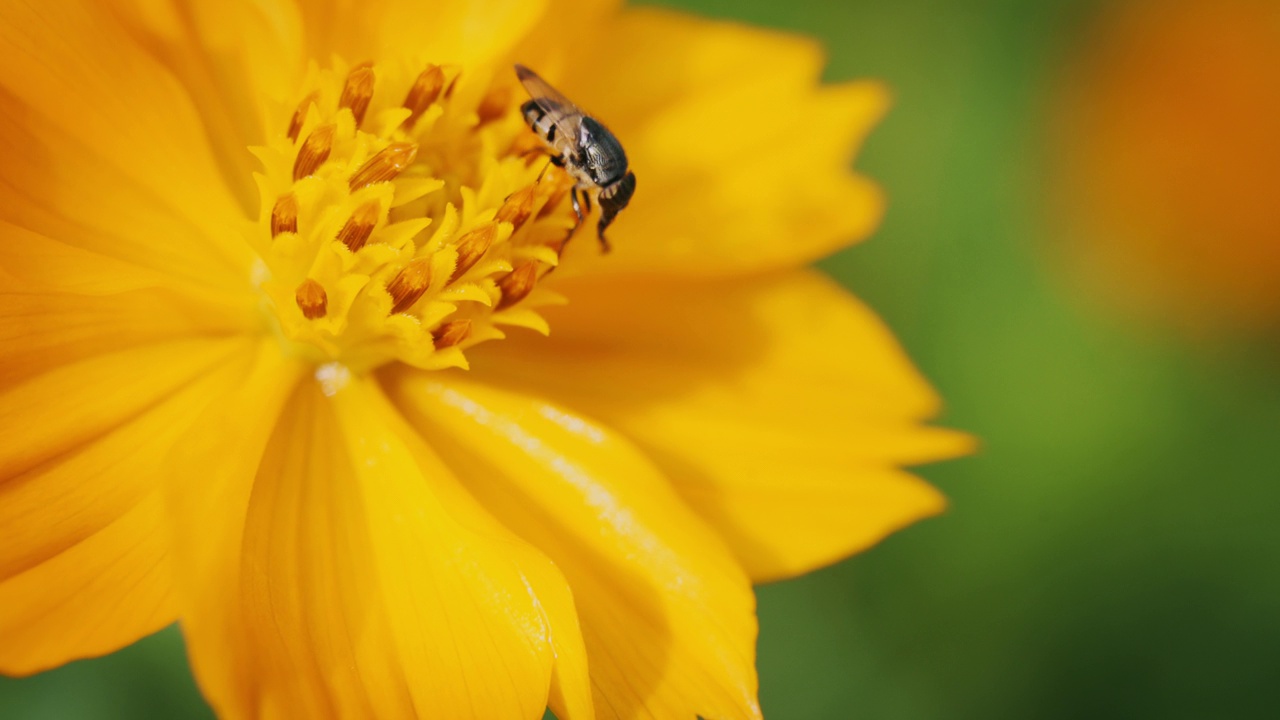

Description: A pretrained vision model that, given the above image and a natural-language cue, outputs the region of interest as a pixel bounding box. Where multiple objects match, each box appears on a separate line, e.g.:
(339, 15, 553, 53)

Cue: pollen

(348, 142, 417, 191)
(295, 279, 328, 319)
(339, 63, 376, 127)
(252, 58, 575, 373)
(293, 123, 335, 180)
(403, 65, 446, 128)
(496, 261, 539, 310)
(337, 200, 381, 252)
(432, 319, 472, 349)
(497, 186, 537, 230)
(387, 258, 432, 314)
(270, 193, 298, 237)
(450, 223, 497, 282)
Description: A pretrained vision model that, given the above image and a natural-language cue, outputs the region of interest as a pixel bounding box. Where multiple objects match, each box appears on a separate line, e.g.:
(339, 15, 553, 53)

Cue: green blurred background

(5, 0, 1280, 717)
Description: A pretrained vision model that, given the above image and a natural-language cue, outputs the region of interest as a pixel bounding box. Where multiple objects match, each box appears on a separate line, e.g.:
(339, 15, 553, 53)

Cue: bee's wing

(514, 64, 584, 139)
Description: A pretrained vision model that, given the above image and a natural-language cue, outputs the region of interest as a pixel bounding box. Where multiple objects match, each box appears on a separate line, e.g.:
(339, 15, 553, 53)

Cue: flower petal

(296, 0, 548, 67)
(0, 337, 257, 674)
(102, 0, 307, 211)
(470, 270, 973, 582)
(167, 356, 589, 719)
(385, 370, 763, 720)
(0, 225, 258, 390)
(545, 7, 887, 277)
(0, 0, 256, 291)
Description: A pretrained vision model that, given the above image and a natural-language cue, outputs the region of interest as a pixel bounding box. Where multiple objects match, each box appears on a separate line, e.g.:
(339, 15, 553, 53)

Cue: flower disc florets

(251, 59, 576, 374)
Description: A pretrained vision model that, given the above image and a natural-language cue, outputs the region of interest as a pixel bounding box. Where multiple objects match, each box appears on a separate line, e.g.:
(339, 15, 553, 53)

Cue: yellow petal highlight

(545, 7, 887, 277)
(0, 0, 255, 291)
(168, 358, 590, 719)
(469, 271, 973, 582)
(0, 338, 259, 674)
(385, 370, 762, 720)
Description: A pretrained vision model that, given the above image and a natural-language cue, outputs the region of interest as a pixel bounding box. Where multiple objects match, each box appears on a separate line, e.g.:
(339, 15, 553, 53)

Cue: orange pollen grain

(403, 65, 445, 127)
(270, 193, 299, 237)
(477, 85, 512, 125)
(287, 91, 317, 142)
(496, 185, 537, 230)
(495, 261, 539, 310)
(449, 224, 497, 282)
(293, 123, 336, 180)
(338, 200, 381, 252)
(340, 63, 376, 127)
(349, 142, 417, 191)
(387, 258, 433, 314)
(431, 319, 473, 349)
(295, 278, 328, 319)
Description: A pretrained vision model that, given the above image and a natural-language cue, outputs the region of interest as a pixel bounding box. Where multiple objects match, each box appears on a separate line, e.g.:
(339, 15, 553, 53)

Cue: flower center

(250, 59, 577, 374)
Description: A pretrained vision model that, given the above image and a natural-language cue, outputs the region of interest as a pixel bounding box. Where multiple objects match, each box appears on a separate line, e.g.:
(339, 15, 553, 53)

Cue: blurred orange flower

(0, 0, 968, 717)
(1052, 0, 1280, 334)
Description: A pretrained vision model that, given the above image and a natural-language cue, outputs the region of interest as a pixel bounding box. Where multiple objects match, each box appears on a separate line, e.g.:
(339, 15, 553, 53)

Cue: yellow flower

(0, 0, 969, 717)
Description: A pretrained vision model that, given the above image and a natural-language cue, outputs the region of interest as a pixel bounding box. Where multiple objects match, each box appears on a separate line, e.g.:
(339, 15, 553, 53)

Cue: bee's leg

(569, 186, 585, 238)
(535, 156, 556, 182)
(596, 211, 617, 254)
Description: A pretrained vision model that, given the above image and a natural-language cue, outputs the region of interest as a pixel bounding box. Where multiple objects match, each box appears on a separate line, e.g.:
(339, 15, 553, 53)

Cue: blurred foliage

(5, 0, 1280, 718)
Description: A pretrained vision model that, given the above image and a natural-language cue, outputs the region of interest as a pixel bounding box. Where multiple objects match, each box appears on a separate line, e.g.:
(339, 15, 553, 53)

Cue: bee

(515, 64, 636, 252)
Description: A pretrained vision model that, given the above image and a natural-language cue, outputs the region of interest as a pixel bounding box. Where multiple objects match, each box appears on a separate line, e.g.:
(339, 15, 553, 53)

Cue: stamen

(337, 200, 381, 252)
(477, 85, 512, 125)
(432, 319, 473, 349)
(294, 123, 336, 180)
(538, 176, 574, 219)
(449, 224, 497, 282)
(403, 65, 446, 128)
(495, 261, 538, 310)
(270, 193, 299, 237)
(296, 278, 328, 319)
(349, 142, 418, 191)
(496, 185, 537, 231)
(287, 91, 318, 142)
(387, 258, 433, 314)
(339, 62, 376, 127)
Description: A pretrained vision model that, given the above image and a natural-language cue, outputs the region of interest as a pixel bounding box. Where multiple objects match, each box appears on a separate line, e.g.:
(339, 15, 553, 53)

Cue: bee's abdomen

(522, 99, 574, 153)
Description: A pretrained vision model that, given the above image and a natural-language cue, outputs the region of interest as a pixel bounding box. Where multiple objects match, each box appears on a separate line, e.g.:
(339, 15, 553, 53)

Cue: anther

(270, 193, 299, 237)
(538, 176, 574, 219)
(349, 142, 417, 191)
(339, 62, 376, 127)
(387, 258, 433, 314)
(495, 261, 539, 310)
(402, 65, 445, 127)
(477, 85, 511, 125)
(287, 92, 317, 142)
(431, 319, 473, 349)
(496, 186, 537, 231)
(337, 200, 381, 252)
(295, 279, 328, 319)
(449, 224, 497, 283)
(293, 123, 336, 180)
